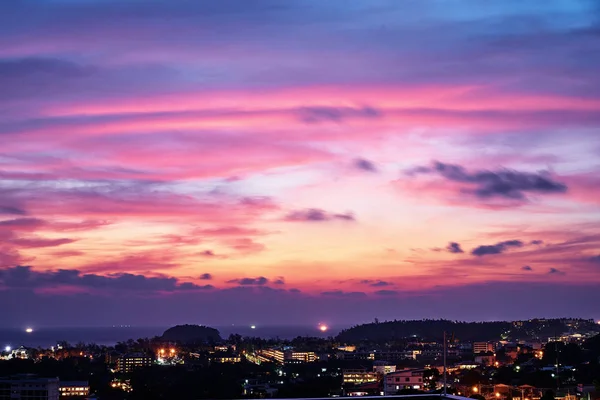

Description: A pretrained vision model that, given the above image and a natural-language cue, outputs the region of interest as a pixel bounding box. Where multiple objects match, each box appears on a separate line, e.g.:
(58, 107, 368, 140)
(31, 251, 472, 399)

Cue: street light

(496, 393, 501, 398)
(473, 387, 479, 393)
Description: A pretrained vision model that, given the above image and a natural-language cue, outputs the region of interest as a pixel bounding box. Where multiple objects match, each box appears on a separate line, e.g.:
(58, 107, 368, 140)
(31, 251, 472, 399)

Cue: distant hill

(336, 318, 600, 343)
(162, 324, 221, 343)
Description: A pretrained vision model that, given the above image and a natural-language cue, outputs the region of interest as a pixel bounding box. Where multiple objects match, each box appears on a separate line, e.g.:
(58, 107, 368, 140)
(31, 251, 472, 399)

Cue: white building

(383, 368, 424, 395)
(0, 375, 60, 400)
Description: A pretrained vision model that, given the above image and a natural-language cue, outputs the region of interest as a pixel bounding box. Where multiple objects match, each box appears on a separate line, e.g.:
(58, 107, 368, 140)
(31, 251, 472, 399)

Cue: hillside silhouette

(162, 324, 221, 343)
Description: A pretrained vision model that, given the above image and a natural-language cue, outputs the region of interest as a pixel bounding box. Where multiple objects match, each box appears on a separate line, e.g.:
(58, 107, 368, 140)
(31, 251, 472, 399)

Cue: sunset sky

(1, 0, 600, 327)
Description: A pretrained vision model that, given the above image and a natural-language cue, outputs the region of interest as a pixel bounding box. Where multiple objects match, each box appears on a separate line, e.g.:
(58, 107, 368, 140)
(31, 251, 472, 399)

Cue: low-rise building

(286, 351, 317, 363)
(0, 375, 60, 400)
(473, 342, 495, 354)
(256, 349, 318, 364)
(342, 369, 379, 385)
(211, 355, 242, 363)
(373, 361, 397, 375)
(58, 381, 89, 397)
(383, 368, 424, 395)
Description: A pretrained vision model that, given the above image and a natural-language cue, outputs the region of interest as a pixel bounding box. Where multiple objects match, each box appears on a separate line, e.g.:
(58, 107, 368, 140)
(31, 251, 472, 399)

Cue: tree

(424, 368, 440, 391)
(541, 389, 555, 400)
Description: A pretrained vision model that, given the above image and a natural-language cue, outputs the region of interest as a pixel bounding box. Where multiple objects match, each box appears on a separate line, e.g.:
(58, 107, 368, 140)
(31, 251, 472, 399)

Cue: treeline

(337, 319, 510, 342)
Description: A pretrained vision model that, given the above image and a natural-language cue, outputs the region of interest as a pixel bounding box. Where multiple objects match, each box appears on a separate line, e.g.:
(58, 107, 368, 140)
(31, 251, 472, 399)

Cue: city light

(318, 324, 328, 332)
(472, 387, 479, 393)
(4, 346, 10, 352)
(496, 393, 501, 398)
(25, 328, 33, 333)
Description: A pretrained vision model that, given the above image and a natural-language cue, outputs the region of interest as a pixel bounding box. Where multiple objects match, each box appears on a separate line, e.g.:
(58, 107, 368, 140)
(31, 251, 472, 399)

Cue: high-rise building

(0, 375, 60, 400)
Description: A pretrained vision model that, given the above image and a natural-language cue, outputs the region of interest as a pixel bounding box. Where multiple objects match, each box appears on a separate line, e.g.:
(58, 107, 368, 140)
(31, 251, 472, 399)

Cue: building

(344, 381, 382, 397)
(473, 342, 495, 354)
(286, 351, 317, 363)
(373, 361, 397, 375)
(58, 381, 89, 397)
(0, 375, 60, 400)
(257, 349, 285, 364)
(211, 355, 242, 363)
(336, 351, 375, 361)
(342, 369, 379, 385)
(116, 353, 153, 373)
(383, 369, 424, 395)
(255, 349, 318, 364)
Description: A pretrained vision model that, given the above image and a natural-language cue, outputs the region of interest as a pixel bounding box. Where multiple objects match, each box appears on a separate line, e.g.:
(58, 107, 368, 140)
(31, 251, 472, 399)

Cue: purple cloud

(360, 279, 392, 287)
(409, 161, 567, 202)
(0, 265, 211, 292)
(472, 240, 524, 256)
(298, 106, 380, 123)
(321, 290, 367, 298)
(447, 242, 464, 254)
(227, 276, 269, 286)
(284, 208, 355, 222)
(354, 158, 378, 172)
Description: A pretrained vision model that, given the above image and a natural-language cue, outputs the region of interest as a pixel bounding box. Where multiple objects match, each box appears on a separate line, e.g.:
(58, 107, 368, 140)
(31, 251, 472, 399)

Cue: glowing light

(250, 325, 256, 329)
(319, 324, 328, 332)
(170, 349, 175, 354)
(25, 328, 33, 333)
(472, 387, 479, 393)
(4, 346, 11, 352)
(496, 393, 501, 398)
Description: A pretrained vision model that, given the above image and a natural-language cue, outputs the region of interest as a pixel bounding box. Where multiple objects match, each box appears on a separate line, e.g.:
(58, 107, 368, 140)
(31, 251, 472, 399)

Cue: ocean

(0, 325, 342, 348)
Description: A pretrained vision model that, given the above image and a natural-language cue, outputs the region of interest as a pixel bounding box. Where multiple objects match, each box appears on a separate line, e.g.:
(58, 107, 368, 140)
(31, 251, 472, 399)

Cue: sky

(1, 0, 600, 328)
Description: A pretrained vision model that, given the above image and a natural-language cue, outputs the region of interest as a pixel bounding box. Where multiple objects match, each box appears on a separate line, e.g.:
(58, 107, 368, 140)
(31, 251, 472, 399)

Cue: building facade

(0, 375, 60, 400)
(342, 369, 379, 385)
(58, 381, 89, 397)
(383, 369, 424, 395)
(116, 353, 153, 373)
(473, 342, 495, 354)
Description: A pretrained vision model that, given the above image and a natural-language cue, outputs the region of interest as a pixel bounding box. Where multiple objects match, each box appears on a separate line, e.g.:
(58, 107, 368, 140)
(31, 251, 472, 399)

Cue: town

(1, 318, 599, 399)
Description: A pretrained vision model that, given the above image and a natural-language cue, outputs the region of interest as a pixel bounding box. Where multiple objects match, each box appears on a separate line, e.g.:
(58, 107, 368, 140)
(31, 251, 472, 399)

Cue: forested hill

(337, 320, 509, 342)
(336, 318, 600, 343)
(162, 324, 222, 343)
